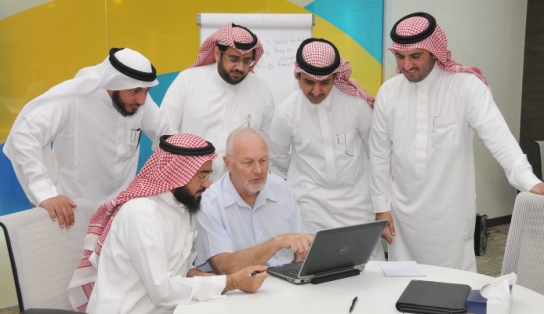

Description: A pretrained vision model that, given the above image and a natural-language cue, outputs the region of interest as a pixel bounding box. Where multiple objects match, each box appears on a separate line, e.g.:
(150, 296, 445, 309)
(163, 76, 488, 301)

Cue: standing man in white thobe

(67, 133, 267, 314)
(3, 48, 174, 228)
(370, 12, 544, 271)
(267, 38, 384, 260)
(160, 23, 274, 182)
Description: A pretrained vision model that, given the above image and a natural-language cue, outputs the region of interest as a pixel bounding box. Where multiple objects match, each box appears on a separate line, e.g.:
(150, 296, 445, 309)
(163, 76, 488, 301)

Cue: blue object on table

(466, 290, 487, 314)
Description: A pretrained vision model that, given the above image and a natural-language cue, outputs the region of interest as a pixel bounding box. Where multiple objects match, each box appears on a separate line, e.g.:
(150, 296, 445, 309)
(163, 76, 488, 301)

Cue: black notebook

(396, 280, 472, 314)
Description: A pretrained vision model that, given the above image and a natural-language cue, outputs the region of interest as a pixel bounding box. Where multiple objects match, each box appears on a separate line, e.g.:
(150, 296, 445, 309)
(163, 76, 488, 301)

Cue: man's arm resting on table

(209, 233, 313, 275)
(188, 265, 269, 294)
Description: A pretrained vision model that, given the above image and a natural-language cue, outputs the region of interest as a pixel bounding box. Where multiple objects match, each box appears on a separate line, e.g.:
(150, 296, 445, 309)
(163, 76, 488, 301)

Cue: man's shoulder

(276, 89, 303, 111)
(116, 197, 160, 219)
(265, 174, 294, 195)
(242, 72, 272, 90)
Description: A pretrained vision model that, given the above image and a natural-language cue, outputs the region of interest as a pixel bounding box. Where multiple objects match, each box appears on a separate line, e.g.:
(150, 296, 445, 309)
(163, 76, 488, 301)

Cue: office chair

(0, 199, 95, 313)
(501, 192, 544, 295)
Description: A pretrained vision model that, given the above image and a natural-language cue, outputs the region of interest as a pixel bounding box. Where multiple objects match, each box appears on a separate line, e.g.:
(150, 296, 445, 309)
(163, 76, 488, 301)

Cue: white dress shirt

(3, 89, 172, 208)
(160, 64, 275, 182)
(193, 173, 302, 272)
(370, 63, 541, 271)
(87, 192, 226, 314)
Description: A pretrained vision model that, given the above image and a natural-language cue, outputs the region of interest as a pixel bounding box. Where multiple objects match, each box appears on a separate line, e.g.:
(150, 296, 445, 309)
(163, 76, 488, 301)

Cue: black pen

(349, 296, 358, 313)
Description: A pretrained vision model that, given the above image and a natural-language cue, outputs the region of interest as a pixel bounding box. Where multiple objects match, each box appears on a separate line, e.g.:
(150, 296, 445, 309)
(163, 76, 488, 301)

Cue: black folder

(396, 280, 472, 314)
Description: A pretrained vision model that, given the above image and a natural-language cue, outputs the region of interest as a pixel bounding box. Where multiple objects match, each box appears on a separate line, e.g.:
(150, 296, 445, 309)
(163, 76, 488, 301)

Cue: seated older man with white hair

(193, 127, 313, 275)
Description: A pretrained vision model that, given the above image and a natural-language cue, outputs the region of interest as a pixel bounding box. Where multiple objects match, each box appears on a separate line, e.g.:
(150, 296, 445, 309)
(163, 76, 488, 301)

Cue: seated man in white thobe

(67, 133, 267, 314)
(3, 48, 174, 228)
(370, 12, 544, 271)
(267, 38, 384, 260)
(160, 23, 274, 182)
(193, 127, 313, 275)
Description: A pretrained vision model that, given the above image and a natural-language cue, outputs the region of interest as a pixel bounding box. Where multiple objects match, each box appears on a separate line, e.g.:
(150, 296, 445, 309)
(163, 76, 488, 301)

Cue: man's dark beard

(111, 91, 138, 117)
(217, 57, 247, 85)
(172, 186, 205, 214)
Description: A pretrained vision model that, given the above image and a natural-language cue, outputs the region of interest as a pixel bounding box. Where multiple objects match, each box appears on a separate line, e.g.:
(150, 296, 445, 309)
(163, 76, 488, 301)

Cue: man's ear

(214, 46, 221, 63)
(223, 155, 231, 171)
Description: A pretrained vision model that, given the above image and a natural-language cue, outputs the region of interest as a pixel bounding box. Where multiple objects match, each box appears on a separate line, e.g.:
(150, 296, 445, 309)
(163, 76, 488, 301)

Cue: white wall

(383, 0, 528, 219)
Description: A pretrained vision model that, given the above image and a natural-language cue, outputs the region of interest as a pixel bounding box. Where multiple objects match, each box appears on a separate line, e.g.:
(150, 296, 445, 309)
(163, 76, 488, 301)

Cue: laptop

(268, 220, 387, 284)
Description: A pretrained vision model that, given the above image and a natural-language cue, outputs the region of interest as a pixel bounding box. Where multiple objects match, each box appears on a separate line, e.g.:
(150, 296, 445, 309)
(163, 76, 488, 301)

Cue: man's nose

(403, 58, 414, 70)
(136, 92, 147, 105)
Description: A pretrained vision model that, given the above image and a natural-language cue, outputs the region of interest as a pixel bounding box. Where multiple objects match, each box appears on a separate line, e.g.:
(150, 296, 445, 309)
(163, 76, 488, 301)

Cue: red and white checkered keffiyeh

(389, 15, 488, 86)
(189, 23, 264, 72)
(294, 40, 375, 107)
(67, 133, 217, 312)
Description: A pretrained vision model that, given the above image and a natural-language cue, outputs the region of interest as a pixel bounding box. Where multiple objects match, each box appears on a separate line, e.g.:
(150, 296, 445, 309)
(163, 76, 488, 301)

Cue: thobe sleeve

(123, 208, 226, 307)
(141, 95, 176, 150)
(357, 99, 373, 160)
(369, 88, 392, 213)
(160, 72, 186, 132)
(192, 197, 236, 268)
(284, 181, 303, 233)
(4, 99, 71, 205)
(464, 76, 541, 192)
(257, 85, 275, 144)
(268, 107, 293, 174)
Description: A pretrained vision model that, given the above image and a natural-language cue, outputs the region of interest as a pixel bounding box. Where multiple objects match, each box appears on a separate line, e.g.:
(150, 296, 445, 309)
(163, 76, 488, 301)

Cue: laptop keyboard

(278, 267, 301, 276)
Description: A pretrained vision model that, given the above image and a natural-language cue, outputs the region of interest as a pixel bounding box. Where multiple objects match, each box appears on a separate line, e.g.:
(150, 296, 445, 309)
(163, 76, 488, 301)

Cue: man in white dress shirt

(193, 127, 313, 274)
(3, 48, 174, 228)
(160, 23, 274, 182)
(370, 12, 544, 271)
(267, 38, 384, 260)
(67, 133, 267, 314)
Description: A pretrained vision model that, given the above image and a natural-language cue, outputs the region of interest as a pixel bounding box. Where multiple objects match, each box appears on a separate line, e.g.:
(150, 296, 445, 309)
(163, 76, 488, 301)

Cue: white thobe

(3, 89, 173, 208)
(268, 87, 384, 260)
(160, 64, 275, 181)
(193, 173, 302, 272)
(87, 192, 226, 314)
(370, 63, 541, 271)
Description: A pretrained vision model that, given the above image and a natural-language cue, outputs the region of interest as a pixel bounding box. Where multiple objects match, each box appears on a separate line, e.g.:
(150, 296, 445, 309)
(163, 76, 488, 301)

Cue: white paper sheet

(378, 261, 426, 277)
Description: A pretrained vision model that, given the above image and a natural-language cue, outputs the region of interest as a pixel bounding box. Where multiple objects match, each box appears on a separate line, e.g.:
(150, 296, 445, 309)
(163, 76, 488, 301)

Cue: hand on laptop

(274, 233, 313, 259)
(225, 265, 268, 293)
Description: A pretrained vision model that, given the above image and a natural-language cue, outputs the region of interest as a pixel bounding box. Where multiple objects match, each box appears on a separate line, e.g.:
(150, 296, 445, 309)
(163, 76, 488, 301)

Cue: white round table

(175, 261, 544, 313)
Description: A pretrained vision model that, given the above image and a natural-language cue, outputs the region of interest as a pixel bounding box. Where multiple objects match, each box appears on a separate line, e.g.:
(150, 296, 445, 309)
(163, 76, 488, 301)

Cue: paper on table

(378, 261, 426, 277)
(207, 290, 266, 303)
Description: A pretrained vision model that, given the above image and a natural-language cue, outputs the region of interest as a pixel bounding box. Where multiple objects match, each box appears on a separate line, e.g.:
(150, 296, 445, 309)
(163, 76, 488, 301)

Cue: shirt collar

(221, 172, 277, 210)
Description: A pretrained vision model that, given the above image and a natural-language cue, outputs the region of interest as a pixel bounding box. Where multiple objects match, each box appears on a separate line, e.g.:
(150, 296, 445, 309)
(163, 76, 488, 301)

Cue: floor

(0, 224, 510, 314)
(475, 223, 509, 277)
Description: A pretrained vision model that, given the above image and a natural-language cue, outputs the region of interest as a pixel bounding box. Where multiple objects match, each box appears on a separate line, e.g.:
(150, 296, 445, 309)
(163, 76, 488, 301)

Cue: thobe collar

(98, 89, 119, 115)
(303, 86, 333, 109)
(220, 172, 277, 210)
(211, 63, 243, 91)
(155, 190, 188, 215)
(416, 60, 440, 87)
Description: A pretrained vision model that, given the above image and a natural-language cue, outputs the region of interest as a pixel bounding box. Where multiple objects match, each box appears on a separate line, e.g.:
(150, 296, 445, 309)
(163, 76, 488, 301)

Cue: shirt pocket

(231, 113, 252, 130)
(336, 128, 359, 156)
(120, 126, 142, 161)
(431, 114, 458, 148)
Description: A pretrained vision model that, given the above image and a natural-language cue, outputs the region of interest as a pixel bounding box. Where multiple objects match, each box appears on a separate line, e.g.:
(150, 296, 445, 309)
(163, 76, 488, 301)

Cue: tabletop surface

(174, 261, 544, 314)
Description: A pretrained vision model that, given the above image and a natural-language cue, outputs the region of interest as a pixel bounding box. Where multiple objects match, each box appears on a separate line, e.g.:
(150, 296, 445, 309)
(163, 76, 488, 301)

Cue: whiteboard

(198, 13, 314, 105)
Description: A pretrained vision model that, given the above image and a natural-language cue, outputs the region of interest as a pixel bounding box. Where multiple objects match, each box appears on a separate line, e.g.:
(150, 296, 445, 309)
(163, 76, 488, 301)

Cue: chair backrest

(0, 199, 95, 310)
(502, 192, 544, 295)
